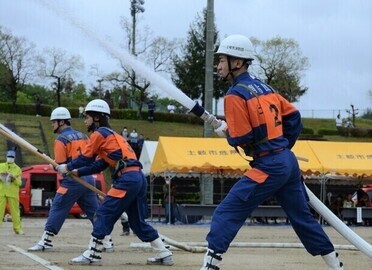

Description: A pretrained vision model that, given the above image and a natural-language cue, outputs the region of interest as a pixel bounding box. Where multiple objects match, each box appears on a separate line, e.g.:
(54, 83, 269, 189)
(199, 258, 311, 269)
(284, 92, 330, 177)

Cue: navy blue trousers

(206, 149, 334, 256)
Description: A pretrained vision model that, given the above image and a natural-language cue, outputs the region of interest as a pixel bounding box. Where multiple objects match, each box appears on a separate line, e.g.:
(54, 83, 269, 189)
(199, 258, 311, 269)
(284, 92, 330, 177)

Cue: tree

(104, 16, 179, 117)
(0, 27, 36, 109)
(172, 9, 227, 107)
(362, 90, 372, 119)
(346, 104, 358, 127)
(18, 84, 53, 104)
(251, 36, 309, 102)
(36, 47, 83, 106)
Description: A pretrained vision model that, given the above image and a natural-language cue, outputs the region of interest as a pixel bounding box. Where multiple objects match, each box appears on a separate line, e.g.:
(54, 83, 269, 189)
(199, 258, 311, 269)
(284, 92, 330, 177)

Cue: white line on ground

(7, 245, 64, 270)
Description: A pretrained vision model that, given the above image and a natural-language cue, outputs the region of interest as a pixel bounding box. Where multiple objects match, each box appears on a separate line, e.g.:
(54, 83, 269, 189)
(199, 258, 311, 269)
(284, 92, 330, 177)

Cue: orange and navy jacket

(224, 72, 302, 157)
(67, 127, 141, 176)
(54, 127, 89, 164)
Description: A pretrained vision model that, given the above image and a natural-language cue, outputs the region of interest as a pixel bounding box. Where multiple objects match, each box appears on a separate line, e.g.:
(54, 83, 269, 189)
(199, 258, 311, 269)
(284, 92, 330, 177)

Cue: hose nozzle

(190, 102, 222, 129)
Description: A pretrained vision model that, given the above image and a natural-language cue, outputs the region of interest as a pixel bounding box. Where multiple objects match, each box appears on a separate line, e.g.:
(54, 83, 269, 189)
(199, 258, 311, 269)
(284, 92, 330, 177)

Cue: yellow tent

(307, 141, 372, 178)
(150, 137, 372, 179)
(149, 137, 341, 177)
(150, 136, 250, 176)
(148, 137, 372, 212)
(292, 141, 324, 175)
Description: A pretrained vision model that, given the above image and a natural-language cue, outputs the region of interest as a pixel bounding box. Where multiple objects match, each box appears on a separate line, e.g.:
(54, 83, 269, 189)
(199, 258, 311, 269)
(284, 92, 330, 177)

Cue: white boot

(120, 212, 130, 236)
(146, 237, 174, 266)
(69, 236, 103, 265)
(102, 235, 114, 252)
(322, 251, 344, 270)
(28, 231, 54, 251)
(200, 249, 222, 270)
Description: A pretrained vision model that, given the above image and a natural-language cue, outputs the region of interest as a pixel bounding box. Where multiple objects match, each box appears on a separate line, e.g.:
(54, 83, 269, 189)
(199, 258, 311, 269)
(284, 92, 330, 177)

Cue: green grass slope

(1, 112, 372, 165)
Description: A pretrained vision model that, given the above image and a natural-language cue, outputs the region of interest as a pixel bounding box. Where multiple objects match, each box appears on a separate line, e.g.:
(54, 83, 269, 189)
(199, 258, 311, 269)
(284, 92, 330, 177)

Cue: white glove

(214, 120, 227, 137)
(56, 164, 69, 174)
(0, 172, 7, 182)
(5, 173, 13, 183)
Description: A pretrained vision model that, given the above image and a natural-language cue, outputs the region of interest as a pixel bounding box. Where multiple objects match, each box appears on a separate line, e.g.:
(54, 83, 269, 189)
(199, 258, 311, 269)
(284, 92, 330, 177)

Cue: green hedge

(301, 127, 314, 135)
(318, 129, 339, 136)
(0, 102, 204, 125)
(336, 126, 372, 137)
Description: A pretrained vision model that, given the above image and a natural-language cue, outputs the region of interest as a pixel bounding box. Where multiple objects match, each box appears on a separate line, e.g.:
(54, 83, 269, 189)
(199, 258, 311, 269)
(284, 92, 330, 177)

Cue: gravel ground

(0, 216, 371, 269)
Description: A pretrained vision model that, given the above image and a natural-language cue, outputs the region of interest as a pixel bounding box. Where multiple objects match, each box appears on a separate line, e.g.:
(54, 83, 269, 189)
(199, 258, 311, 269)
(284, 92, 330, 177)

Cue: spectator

(78, 105, 85, 119)
(137, 134, 145, 158)
(330, 195, 344, 220)
(121, 126, 128, 140)
(344, 118, 353, 128)
(356, 192, 371, 226)
(342, 193, 355, 225)
(147, 98, 156, 123)
(335, 114, 343, 128)
(0, 150, 24, 235)
(162, 183, 177, 224)
(344, 118, 353, 137)
(45, 196, 53, 208)
(167, 103, 175, 113)
(35, 96, 41, 117)
(119, 95, 128, 109)
(129, 129, 139, 157)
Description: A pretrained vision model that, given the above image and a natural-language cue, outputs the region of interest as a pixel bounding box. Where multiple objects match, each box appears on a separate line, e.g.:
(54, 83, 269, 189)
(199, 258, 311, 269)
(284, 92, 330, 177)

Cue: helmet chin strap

(87, 117, 100, 132)
(53, 121, 63, 134)
(87, 123, 96, 132)
(222, 56, 240, 81)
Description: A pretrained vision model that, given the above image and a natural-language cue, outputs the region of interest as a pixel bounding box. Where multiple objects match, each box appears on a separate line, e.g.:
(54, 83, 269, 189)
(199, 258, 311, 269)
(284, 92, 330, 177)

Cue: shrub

(318, 129, 339, 136)
(336, 127, 348, 136)
(0, 102, 204, 125)
(301, 127, 314, 134)
(350, 128, 369, 137)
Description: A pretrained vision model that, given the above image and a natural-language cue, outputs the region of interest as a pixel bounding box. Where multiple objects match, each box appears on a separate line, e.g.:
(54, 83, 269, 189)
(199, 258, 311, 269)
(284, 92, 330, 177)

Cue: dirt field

(1, 217, 371, 270)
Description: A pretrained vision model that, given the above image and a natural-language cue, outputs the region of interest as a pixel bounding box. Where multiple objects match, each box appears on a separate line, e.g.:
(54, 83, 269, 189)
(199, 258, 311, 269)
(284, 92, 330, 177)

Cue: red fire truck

(19, 164, 106, 218)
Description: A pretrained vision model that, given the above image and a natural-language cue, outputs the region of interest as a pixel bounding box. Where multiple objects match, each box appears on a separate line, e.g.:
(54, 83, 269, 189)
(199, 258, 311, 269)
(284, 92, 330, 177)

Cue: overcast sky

(0, 0, 371, 117)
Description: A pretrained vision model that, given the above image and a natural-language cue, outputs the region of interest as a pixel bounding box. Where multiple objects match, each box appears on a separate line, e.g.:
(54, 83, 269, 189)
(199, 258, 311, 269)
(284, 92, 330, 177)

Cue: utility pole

(97, 79, 103, 99)
(130, 0, 145, 109)
(201, 0, 215, 206)
(203, 0, 215, 138)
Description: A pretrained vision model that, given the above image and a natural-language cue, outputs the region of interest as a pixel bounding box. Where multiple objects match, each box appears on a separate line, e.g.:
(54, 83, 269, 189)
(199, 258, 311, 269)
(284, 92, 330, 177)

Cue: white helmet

(216, 34, 254, 60)
(50, 107, 71, 120)
(84, 99, 110, 116)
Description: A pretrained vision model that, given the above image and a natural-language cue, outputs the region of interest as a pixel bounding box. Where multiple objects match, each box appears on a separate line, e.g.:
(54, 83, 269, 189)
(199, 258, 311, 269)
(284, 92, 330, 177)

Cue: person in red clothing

(56, 99, 172, 266)
(199, 34, 343, 270)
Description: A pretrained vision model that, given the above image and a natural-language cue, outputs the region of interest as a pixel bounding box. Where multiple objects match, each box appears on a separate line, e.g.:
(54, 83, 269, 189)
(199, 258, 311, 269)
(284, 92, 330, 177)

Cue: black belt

(254, 148, 285, 158)
(117, 166, 141, 176)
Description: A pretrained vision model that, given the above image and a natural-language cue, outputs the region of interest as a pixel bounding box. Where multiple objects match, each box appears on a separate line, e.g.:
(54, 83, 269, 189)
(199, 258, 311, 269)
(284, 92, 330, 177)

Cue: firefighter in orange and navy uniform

(56, 99, 173, 266)
(29, 107, 114, 252)
(199, 35, 343, 270)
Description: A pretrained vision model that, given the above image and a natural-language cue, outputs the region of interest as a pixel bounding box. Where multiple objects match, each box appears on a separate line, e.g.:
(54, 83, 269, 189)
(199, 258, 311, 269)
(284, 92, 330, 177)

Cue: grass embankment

(1, 112, 372, 165)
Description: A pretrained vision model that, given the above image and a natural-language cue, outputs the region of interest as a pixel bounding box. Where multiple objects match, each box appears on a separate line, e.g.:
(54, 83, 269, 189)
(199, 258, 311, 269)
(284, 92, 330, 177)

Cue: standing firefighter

(199, 34, 343, 270)
(0, 150, 23, 234)
(28, 107, 114, 252)
(56, 99, 173, 266)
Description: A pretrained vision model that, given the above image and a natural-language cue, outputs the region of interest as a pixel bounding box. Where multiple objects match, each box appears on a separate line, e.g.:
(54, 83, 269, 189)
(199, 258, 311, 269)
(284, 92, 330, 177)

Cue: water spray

(35, 0, 222, 129)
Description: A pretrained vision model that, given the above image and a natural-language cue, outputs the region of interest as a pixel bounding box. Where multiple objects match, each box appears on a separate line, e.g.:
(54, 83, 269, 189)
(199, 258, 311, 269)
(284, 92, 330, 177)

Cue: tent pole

(168, 177, 171, 224)
(149, 174, 154, 221)
(164, 172, 175, 225)
(318, 174, 328, 224)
